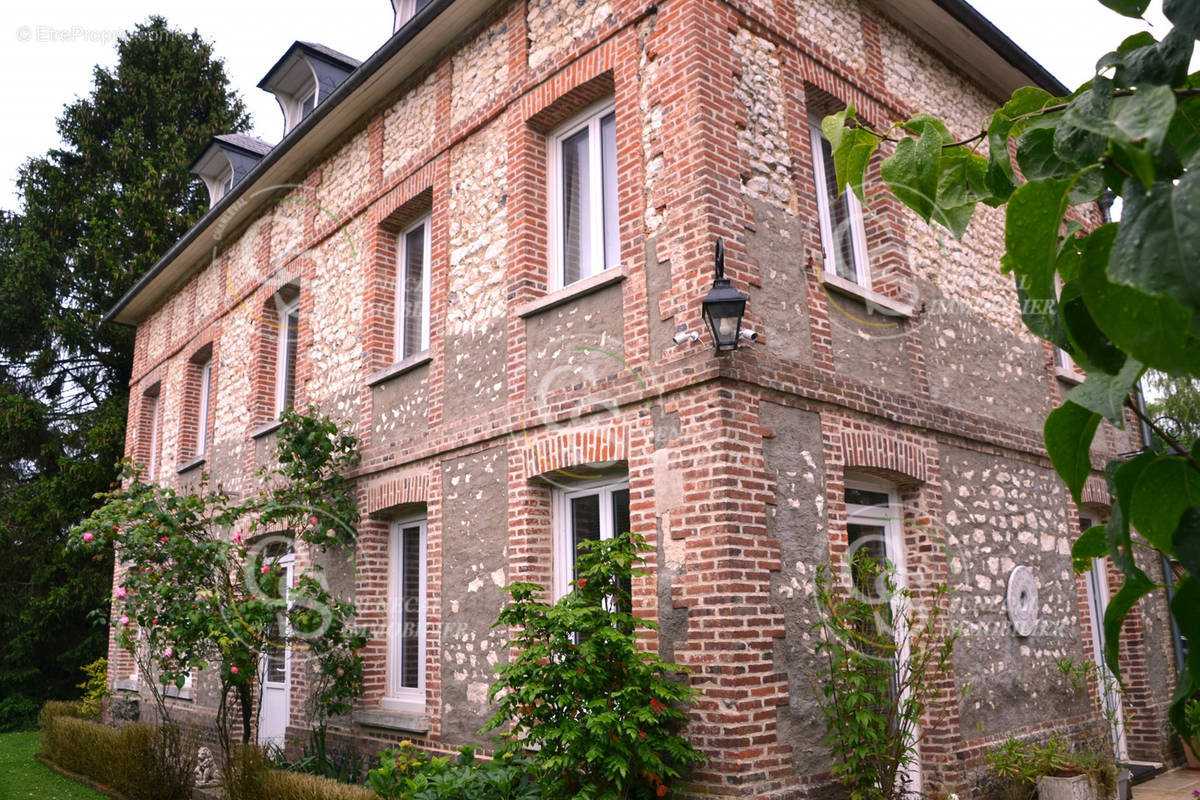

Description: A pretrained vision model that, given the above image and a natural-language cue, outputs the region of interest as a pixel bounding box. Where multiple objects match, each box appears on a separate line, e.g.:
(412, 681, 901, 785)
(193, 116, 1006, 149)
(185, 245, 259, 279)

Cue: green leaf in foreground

(1109, 174, 1200, 313)
(1065, 357, 1143, 425)
(1103, 571, 1155, 681)
(1130, 457, 1200, 555)
(1072, 524, 1108, 572)
(1044, 401, 1102, 503)
(823, 107, 878, 204)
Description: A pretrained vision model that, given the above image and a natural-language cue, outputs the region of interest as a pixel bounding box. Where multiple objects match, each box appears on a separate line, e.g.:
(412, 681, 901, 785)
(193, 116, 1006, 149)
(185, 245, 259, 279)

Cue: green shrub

(985, 735, 1115, 800)
(485, 531, 703, 799)
(262, 769, 377, 800)
(77, 658, 108, 718)
(368, 743, 541, 800)
(39, 711, 195, 800)
(38, 700, 86, 725)
(226, 744, 375, 800)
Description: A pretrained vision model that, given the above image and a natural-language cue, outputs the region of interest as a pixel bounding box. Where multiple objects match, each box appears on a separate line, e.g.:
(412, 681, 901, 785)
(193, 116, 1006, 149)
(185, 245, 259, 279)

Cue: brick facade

(107, 0, 1180, 795)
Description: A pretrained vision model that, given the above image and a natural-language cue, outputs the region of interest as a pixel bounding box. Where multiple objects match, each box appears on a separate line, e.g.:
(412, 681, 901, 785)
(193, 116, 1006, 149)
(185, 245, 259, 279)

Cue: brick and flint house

(102, 0, 1184, 794)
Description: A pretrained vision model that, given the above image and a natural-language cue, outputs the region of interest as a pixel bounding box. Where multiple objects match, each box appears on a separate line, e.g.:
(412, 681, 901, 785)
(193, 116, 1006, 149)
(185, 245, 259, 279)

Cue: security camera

(673, 331, 700, 344)
(740, 329, 759, 342)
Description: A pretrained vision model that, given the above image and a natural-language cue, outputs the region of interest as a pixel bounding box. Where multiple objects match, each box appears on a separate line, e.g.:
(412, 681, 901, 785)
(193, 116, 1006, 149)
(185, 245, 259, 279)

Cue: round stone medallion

(1006, 565, 1038, 637)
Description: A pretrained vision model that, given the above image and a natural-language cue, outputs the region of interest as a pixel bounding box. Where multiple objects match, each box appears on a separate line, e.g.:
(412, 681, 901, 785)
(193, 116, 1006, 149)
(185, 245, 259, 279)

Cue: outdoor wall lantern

(701, 238, 749, 351)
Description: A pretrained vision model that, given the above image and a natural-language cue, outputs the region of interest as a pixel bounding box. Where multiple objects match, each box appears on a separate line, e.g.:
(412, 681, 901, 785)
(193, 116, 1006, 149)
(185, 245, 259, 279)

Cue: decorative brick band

(364, 469, 430, 515)
(840, 429, 929, 483)
(519, 425, 627, 481)
(1081, 475, 1110, 507)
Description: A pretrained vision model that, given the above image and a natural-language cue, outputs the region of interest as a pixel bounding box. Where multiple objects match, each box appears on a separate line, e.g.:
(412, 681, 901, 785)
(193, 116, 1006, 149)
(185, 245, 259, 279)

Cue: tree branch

(1126, 397, 1200, 473)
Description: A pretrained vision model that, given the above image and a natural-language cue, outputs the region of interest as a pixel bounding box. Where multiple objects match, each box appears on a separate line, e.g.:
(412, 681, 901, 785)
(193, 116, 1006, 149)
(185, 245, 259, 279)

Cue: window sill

(355, 708, 430, 733)
(516, 265, 628, 318)
(176, 456, 206, 475)
(366, 351, 432, 387)
(1055, 365, 1083, 385)
(250, 419, 284, 440)
(820, 270, 913, 319)
(164, 685, 194, 701)
(114, 679, 139, 692)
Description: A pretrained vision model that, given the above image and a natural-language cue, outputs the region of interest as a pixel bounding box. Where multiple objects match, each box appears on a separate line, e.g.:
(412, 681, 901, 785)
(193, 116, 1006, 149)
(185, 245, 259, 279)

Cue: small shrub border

(39, 706, 195, 800)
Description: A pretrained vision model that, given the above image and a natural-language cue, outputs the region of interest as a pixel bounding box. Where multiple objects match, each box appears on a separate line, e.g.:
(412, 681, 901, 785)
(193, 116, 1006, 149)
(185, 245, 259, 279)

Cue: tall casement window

(842, 476, 919, 795)
(810, 114, 870, 287)
(396, 214, 431, 360)
(386, 516, 427, 709)
(142, 387, 162, 481)
(552, 476, 630, 599)
(275, 294, 300, 415)
(551, 100, 619, 289)
(195, 358, 213, 458)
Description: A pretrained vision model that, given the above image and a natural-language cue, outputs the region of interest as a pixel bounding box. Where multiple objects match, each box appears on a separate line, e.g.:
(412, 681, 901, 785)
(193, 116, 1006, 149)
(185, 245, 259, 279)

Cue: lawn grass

(0, 730, 110, 800)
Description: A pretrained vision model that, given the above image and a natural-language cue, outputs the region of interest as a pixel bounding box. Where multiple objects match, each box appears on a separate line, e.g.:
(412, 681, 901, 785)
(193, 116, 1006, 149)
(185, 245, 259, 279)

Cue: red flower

(577, 578, 588, 588)
(656, 784, 668, 797)
(639, 731, 647, 740)
(650, 698, 666, 714)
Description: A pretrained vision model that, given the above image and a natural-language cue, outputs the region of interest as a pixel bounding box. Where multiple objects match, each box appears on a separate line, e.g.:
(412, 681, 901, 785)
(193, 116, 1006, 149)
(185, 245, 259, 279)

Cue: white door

(1081, 517, 1127, 760)
(845, 478, 920, 798)
(258, 553, 293, 748)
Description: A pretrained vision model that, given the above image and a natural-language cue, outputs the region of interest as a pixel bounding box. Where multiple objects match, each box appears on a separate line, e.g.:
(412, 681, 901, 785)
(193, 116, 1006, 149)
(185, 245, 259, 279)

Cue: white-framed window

(196, 359, 212, 458)
(385, 516, 427, 709)
(550, 100, 619, 289)
(392, 0, 435, 31)
(810, 115, 870, 287)
(146, 393, 161, 481)
(396, 214, 431, 361)
(274, 296, 300, 415)
(552, 476, 630, 600)
(843, 475, 919, 796)
(300, 90, 316, 121)
(213, 168, 234, 203)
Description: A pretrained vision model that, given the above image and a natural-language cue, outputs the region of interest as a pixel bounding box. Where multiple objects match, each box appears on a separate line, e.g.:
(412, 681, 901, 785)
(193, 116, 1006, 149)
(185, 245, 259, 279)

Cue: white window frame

(810, 114, 870, 288)
(146, 394, 160, 481)
(549, 99, 619, 290)
(392, 0, 434, 31)
(274, 295, 300, 416)
(843, 475, 920, 797)
(551, 476, 629, 600)
(385, 515, 427, 710)
(196, 359, 212, 458)
(213, 167, 234, 203)
(395, 214, 432, 361)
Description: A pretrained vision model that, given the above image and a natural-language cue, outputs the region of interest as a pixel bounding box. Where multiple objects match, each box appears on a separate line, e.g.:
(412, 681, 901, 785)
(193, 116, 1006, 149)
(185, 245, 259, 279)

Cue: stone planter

(1037, 774, 1111, 800)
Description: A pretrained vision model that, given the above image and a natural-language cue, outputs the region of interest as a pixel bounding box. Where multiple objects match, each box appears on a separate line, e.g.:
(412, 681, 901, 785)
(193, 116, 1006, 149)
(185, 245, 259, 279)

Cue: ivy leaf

(1005, 177, 1072, 313)
(1098, 0, 1150, 17)
(1103, 570, 1155, 680)
(1065, 357, 1143, 425)
(1058, 278, 1127, 374)
(1109, 174, 1200, 314)
(1113, 28, 1195, 86)
(1131, 456, 1200, 555)
(1016, 125, 1079, 180)
(1174, 507, 1200, 578)
(823, 107, 878, 204)
(1079, 224, 1200, 376)
(1165, 0, 1200, 40)
(1072, 524, 1109, 572)
(1044, 401, 1102, 503)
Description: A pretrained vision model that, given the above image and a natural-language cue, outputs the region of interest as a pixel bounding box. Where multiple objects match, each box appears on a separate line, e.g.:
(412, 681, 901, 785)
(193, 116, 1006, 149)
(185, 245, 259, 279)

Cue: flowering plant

(485, 530, 704, 799)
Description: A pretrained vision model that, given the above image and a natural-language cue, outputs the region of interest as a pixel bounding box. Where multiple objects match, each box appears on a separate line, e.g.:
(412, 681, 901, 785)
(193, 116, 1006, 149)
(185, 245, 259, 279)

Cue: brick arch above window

(520, 424, 627, 483)
(1081, 475, 1110, 508)
(839, 429, 929, 484)
(364, 468, 431, 516)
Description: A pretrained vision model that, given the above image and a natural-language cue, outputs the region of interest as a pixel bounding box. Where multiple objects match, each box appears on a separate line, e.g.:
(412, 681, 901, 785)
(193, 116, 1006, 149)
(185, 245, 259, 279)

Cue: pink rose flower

(152, 618, 158, 625)
(119, 615, 129, 626)
(160, 536, 168, 543)
(164, 647, 173, 658)
(114, 587, 127, 599)
(309, 515, 319, 525)
(260, 565, 270, 574)
(82, 533, 94, 542)
(232, 531, 243, 544)
(230, 666, 239, 675)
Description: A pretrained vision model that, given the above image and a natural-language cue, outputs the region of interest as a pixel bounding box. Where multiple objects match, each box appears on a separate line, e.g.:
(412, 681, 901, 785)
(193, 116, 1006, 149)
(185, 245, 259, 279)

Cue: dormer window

(189, 135, 272, 208)
(258, 42, 360, 138)
(392, 0, 434, 32)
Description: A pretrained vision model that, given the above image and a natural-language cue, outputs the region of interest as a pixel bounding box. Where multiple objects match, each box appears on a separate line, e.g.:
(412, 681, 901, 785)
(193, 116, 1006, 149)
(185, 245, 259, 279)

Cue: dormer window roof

(392, 0, 435, 33)
(189, 134, 273, 208)
(258, 41, 361, 137)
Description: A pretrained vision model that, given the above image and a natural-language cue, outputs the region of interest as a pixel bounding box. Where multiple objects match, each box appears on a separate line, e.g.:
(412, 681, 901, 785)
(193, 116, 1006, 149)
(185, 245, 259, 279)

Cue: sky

(0, 0, 1188, 212)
